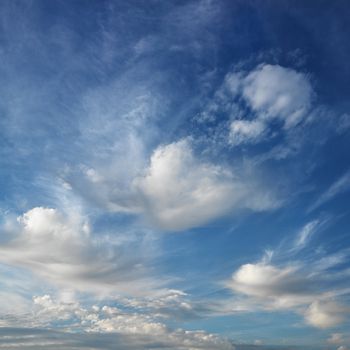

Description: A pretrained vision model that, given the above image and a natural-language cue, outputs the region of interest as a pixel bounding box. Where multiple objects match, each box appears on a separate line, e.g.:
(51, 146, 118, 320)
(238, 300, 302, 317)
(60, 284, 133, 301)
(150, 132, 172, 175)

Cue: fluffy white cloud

(229, 263, 311, 309)
(135, 139, 279, 230)
(242, 64, 313, 128)
(0, 207, 156, 295)
(29, 294, 234, 350)
(304, 301, 345, 328)
(225, 64, 314, 146)
(227, 258, 349, 328)
(64, 138, 280, 232)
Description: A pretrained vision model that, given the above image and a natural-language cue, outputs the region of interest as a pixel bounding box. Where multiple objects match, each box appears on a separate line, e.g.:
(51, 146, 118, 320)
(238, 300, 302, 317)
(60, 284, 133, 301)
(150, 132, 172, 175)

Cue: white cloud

(228, 262, 311, 309)
(293, 219, 320, 250)
(304, 301, 345, 328)
(120, 289, 208, 320)
(229, 120, 266, 145)
(210, 64, 315, 146)
(29, 294, 234, 350)
(242, 64, 313, 129)
(227, 257, 350, 328)
(309, 169, 350, 212)
(62, 137, 281, 231)
(135, 139, 279, 230)
(0, 207, 157, 295)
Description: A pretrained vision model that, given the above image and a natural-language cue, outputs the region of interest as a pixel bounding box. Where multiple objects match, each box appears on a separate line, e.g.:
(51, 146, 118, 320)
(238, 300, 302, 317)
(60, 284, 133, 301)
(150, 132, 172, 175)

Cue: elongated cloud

(6, 294, 234, 350)
(227, 257, 350, 328)
(0, 207, 156, 295)
(309, 169, 350, 212)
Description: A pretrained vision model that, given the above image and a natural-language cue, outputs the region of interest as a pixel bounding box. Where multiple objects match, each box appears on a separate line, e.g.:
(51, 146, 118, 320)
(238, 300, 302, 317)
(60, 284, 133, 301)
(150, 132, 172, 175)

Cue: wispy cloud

(309, 170, 350, 212)
(292, 219, 323, 251)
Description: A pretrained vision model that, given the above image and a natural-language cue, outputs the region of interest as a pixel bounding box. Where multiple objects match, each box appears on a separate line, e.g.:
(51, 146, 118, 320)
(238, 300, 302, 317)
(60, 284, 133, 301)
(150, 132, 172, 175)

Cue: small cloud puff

(226, 64, 314, 145)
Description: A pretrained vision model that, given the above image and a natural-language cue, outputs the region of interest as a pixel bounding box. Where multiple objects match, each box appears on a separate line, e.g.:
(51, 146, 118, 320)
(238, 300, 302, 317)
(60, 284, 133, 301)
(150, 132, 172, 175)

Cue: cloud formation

(304, 300, 345, 328)
(135, 139, 279, 230)
(22, 294, 234, 350)
(227, 255, 350, 328)
(228, 64, 314, 145)
(309, 169, 350, 212)
(0, 207, 156, 295)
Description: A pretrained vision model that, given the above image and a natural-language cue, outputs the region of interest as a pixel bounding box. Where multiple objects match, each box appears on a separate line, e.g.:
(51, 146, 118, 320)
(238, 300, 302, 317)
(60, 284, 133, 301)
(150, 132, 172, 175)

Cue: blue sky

(0, 1, 350, 349)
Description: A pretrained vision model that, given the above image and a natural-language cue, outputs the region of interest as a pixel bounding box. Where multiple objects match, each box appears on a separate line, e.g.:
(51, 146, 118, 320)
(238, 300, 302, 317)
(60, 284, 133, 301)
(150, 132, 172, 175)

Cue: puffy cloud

(304, 301, 345, 328)
(224, 64, 314, 146)
(26, 294, 235, 350)
(0, 207, 156, 295)
(242, 64, 313, 128)
(229, 263, 312, 309)
(227, 258, 350, 328)
(135, 139, 279, 230)
(64, 138, 280, 231)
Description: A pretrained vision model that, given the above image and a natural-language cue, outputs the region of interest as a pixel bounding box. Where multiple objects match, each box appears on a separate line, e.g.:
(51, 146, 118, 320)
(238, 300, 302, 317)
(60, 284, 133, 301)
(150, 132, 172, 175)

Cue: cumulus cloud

(223, 64, 314, 146)
(135, 139, 280, 230)
(56, 67, 304, 234)
(26, 294, 234, 350)
(228, 262, 312, 309)
(227, 256, 350, 328)
(63, 138, 281, 231)
(242, 64, 313, 128)
(304, 300, 345, 328)
(0, 207, 156, 295)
